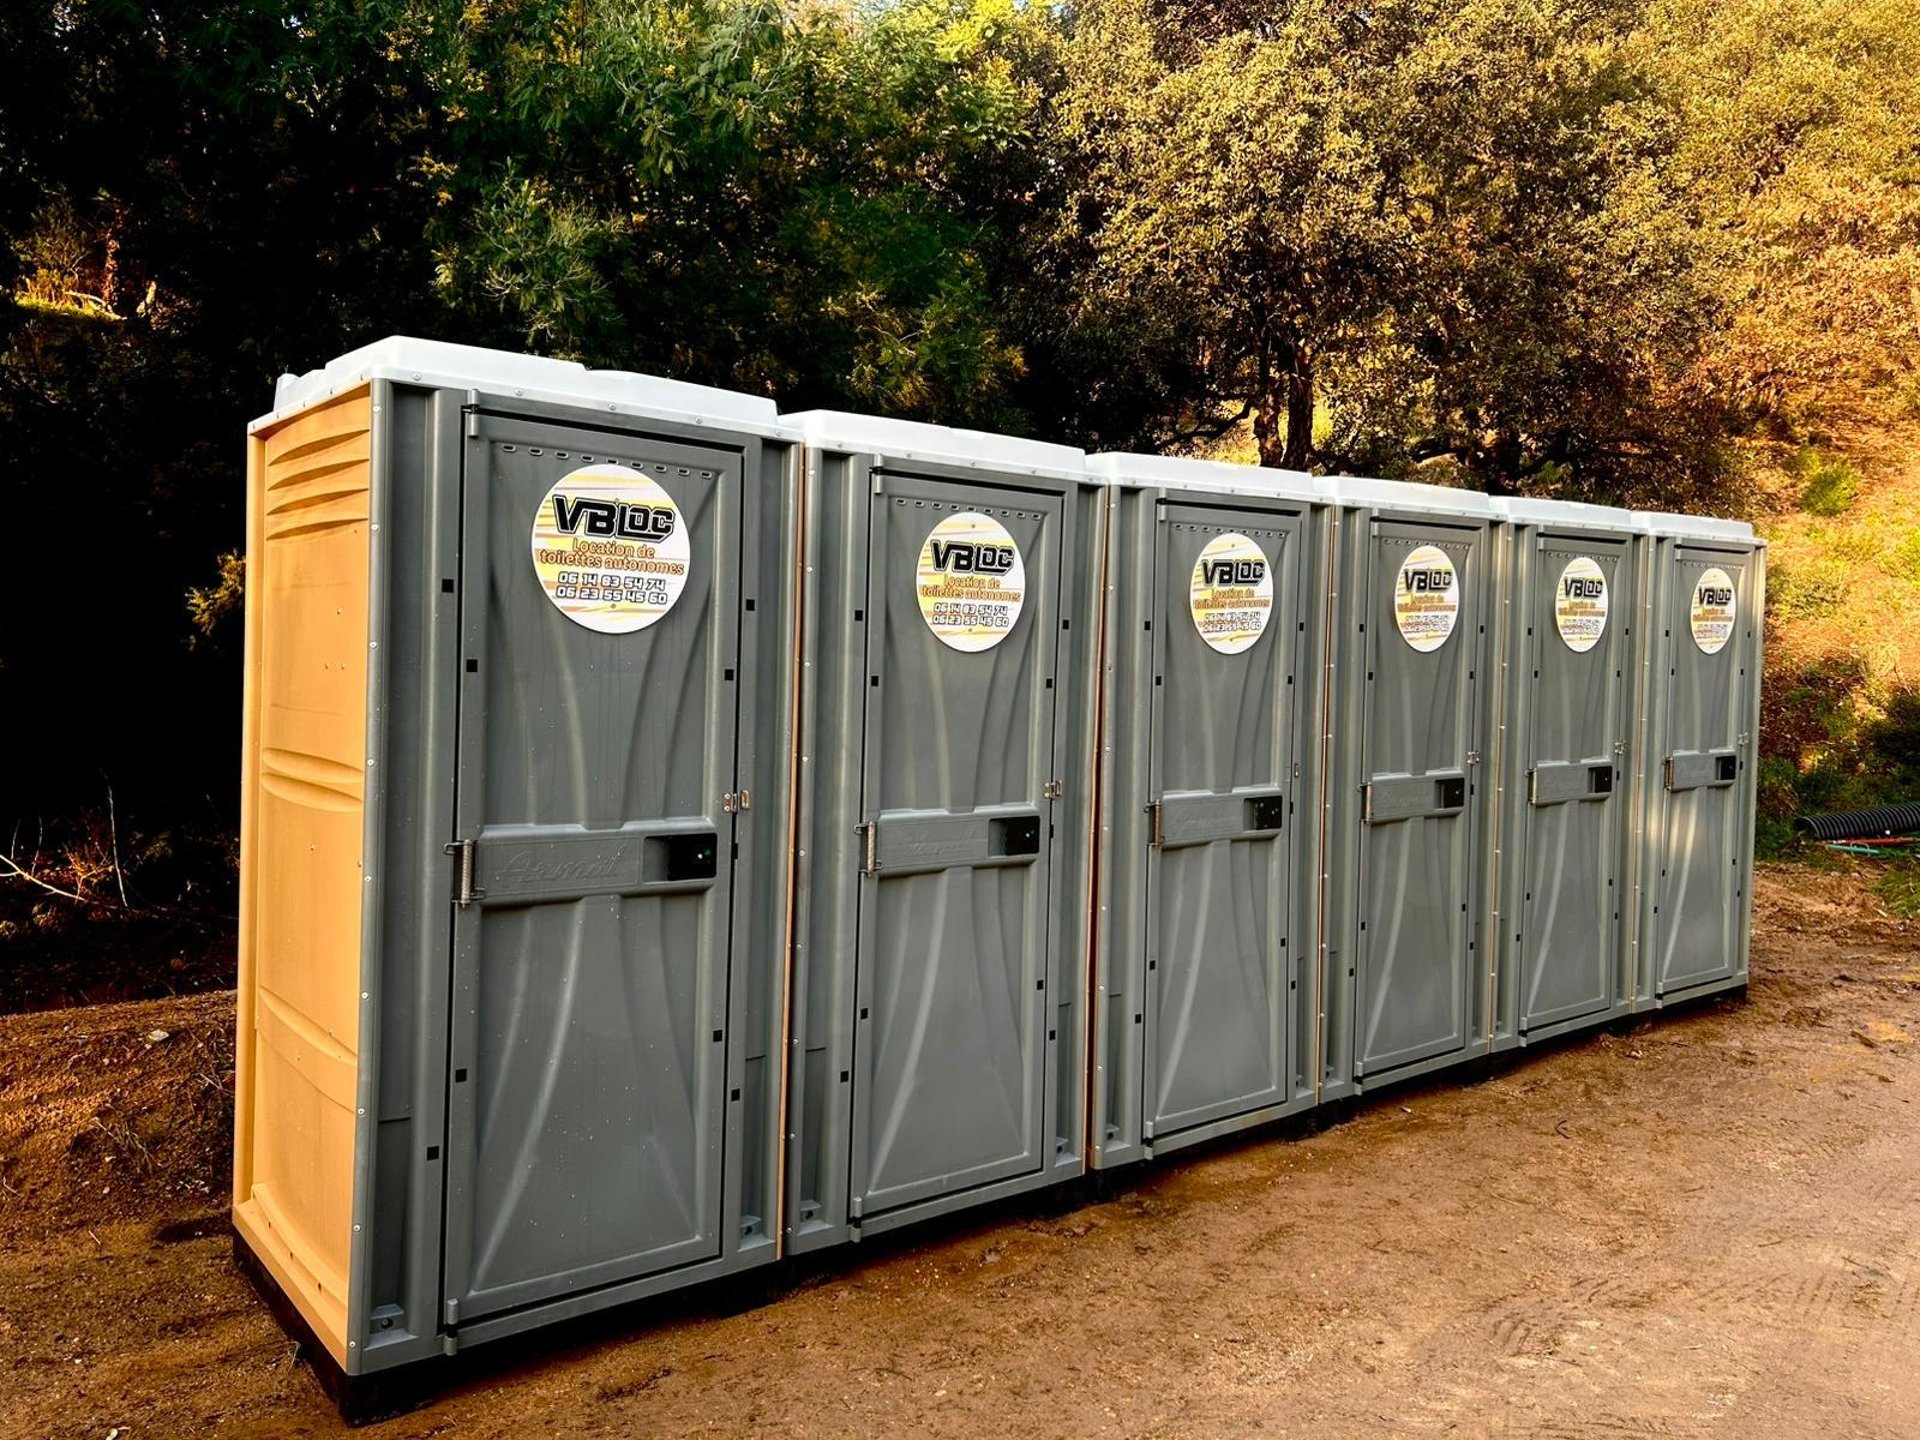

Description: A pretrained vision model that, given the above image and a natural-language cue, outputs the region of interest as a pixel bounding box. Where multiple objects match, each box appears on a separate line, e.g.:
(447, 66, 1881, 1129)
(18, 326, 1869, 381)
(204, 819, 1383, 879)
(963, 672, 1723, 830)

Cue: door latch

(444, 839, 484, 908)
(722, 790, 752, 814)
(1044, 778, 1065, 800)
(856, 821, 880, 876)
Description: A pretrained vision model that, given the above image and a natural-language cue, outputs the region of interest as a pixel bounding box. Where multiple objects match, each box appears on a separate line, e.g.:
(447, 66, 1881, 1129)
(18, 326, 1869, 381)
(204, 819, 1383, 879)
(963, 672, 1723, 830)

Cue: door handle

(1363, 772, 1467, 823)
(1151, 792, 1286, 847)
(859, 809, 1043, 875)
(1665, 749, 1738, 792)
(1529, 762, 1615, 805)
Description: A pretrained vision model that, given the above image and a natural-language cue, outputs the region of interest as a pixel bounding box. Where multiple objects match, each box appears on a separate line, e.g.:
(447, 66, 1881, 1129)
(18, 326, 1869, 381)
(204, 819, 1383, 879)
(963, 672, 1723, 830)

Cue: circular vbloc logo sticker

(530, 464, 690, 633)
(1554, 556, 1610, 653)
(1394, 543, 1460, 652)
(1190, 532, 1274, 655)
(1691, 565, 1737, 654)
(917, 512, 1026, 652)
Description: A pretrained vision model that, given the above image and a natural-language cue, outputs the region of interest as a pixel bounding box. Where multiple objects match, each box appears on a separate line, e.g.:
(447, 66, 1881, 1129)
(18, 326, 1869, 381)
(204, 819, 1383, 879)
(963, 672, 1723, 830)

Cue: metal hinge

(444, 1297, 460, 1326)
(1044, 778, 1065, 800)
(1146, 802, 1164, 848)
(856, 821, 879, 875)
(1465, 751, 1482, 767)
(444, 839, 483, 908)
(1613, 739, 1628, 756)
(722, 790, 752, 814)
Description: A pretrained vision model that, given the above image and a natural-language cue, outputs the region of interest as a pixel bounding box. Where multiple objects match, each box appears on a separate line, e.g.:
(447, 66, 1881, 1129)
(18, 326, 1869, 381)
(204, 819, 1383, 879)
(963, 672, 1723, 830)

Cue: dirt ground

(3, 861, 1918, 1439)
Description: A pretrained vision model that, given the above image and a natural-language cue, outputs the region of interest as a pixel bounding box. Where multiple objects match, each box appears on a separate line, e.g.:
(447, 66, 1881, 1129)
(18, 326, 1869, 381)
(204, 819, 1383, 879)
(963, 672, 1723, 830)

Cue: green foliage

(185, 552, 246, 649)
(1887, 529, 1920, 588)
(1648, 0, 1920, 432)
(1795, 447, 1861, 515)
(1754, 812, 1798, 860)
(1757, 654, 1920, 850)
(2, 0, 1917, 860)
(1051, 0, 1733, 491)
(1874, 862, 1920, 920)
(423, 0, 1045, 421)
(1766, 557, 1850, 620)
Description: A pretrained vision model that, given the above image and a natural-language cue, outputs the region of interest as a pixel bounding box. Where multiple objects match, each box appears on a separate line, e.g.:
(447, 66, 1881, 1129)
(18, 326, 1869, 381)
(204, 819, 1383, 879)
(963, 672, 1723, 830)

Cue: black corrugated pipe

(1794, 803, 1920, 841)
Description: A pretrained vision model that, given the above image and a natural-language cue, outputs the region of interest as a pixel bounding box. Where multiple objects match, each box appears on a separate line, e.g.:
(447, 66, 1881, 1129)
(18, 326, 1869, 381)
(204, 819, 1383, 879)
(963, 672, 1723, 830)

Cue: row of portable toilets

(233, 339, 1764, 1388)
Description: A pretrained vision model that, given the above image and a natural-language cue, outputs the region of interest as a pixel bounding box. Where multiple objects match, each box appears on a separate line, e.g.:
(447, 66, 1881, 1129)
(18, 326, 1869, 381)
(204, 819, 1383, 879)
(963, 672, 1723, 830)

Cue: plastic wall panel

(235, 385, 374, 1366)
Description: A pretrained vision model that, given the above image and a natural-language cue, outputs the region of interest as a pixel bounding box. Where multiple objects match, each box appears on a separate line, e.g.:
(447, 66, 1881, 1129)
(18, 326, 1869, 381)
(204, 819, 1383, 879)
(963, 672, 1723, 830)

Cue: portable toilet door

(234, 339, 800, 1379)
(1087, 454, 1331, 1169)
(781, 413, 1102, 1250)
(1323, 476, 1498, 1098)
(1490, 497, 1640, 1050)
(1632, 512, 1765, 1005)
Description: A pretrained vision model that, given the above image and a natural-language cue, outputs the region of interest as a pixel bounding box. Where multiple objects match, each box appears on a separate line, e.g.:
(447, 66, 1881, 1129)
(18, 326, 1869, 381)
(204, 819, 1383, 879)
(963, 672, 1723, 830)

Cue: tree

(1646, 0, 1920, 434)
(426, 0, 1051, 423)
(1054, 0, 1417, 469)
(1051, 0, 1734, 498)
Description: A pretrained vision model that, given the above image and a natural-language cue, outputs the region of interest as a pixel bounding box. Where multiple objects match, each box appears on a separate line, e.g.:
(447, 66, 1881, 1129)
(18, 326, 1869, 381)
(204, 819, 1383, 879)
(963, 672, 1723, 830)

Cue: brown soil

(3, 862, 1918, 1439)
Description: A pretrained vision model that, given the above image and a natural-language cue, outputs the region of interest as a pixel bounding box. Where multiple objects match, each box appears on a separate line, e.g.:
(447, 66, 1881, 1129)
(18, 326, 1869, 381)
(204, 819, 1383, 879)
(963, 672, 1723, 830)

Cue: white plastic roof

(1632, 509, 1759, 544)
(256, 336, 791, 437)
(782, 409, 1087, 482)
(1323, 473, 1497, 519)
(1087, 452, 1327, 504)
(1494, 495, 1637, 531)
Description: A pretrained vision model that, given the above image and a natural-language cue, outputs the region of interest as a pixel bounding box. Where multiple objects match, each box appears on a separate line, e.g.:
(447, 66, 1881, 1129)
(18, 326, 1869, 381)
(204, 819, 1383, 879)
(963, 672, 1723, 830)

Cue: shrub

(1876, 863, 1920, 920)
(1886, 529, 1920, 588)
(1767, 559, 1850, 621)
(1796, 448, 1861, 516)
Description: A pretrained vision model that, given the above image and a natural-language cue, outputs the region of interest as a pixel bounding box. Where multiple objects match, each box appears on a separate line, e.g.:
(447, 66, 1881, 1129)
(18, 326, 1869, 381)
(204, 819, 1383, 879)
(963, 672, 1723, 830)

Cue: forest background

(2, 0, 1917, 1002)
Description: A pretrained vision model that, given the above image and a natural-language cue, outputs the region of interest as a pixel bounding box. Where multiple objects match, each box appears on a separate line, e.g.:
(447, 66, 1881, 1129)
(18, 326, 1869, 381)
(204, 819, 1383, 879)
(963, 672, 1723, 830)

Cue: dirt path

(3, 862, 1917, 1439)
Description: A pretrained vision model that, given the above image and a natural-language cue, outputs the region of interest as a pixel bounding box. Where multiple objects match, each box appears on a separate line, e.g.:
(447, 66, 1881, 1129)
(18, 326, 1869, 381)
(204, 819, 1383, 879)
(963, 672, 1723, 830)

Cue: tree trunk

(1281, 354, 1314, 471)
(1252, 344, 1285, 469)
(103, 202, 126, 317)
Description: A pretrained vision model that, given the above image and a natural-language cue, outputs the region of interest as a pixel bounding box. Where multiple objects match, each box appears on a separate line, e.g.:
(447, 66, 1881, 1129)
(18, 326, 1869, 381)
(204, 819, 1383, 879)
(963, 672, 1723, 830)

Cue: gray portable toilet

(1489, 496, 1641, 1050)
(1323, 476, 1498, 1097)
(1086, 453, 1331, 1168)
(781, 412, 1103, 1249)
(232, 338, 801, 1381)
(1630, 511, 1766, 1006)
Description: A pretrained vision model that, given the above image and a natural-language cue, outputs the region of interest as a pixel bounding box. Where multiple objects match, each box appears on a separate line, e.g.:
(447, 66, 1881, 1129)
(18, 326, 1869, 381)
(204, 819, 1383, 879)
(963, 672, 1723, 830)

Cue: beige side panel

(233, 387, 373, 1367)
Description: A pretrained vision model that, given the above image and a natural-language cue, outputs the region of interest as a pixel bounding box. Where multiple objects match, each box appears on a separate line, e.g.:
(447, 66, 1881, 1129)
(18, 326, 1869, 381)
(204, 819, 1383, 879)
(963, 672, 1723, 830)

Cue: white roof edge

(1493, 495, 1637, 530)
(1087, 452, 1327, 503)
(1324, 473, 1497, 519)
(1630, 510, 1757, 543)
(782, 409, 1087, 480)
(251, 336, 793, 438)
